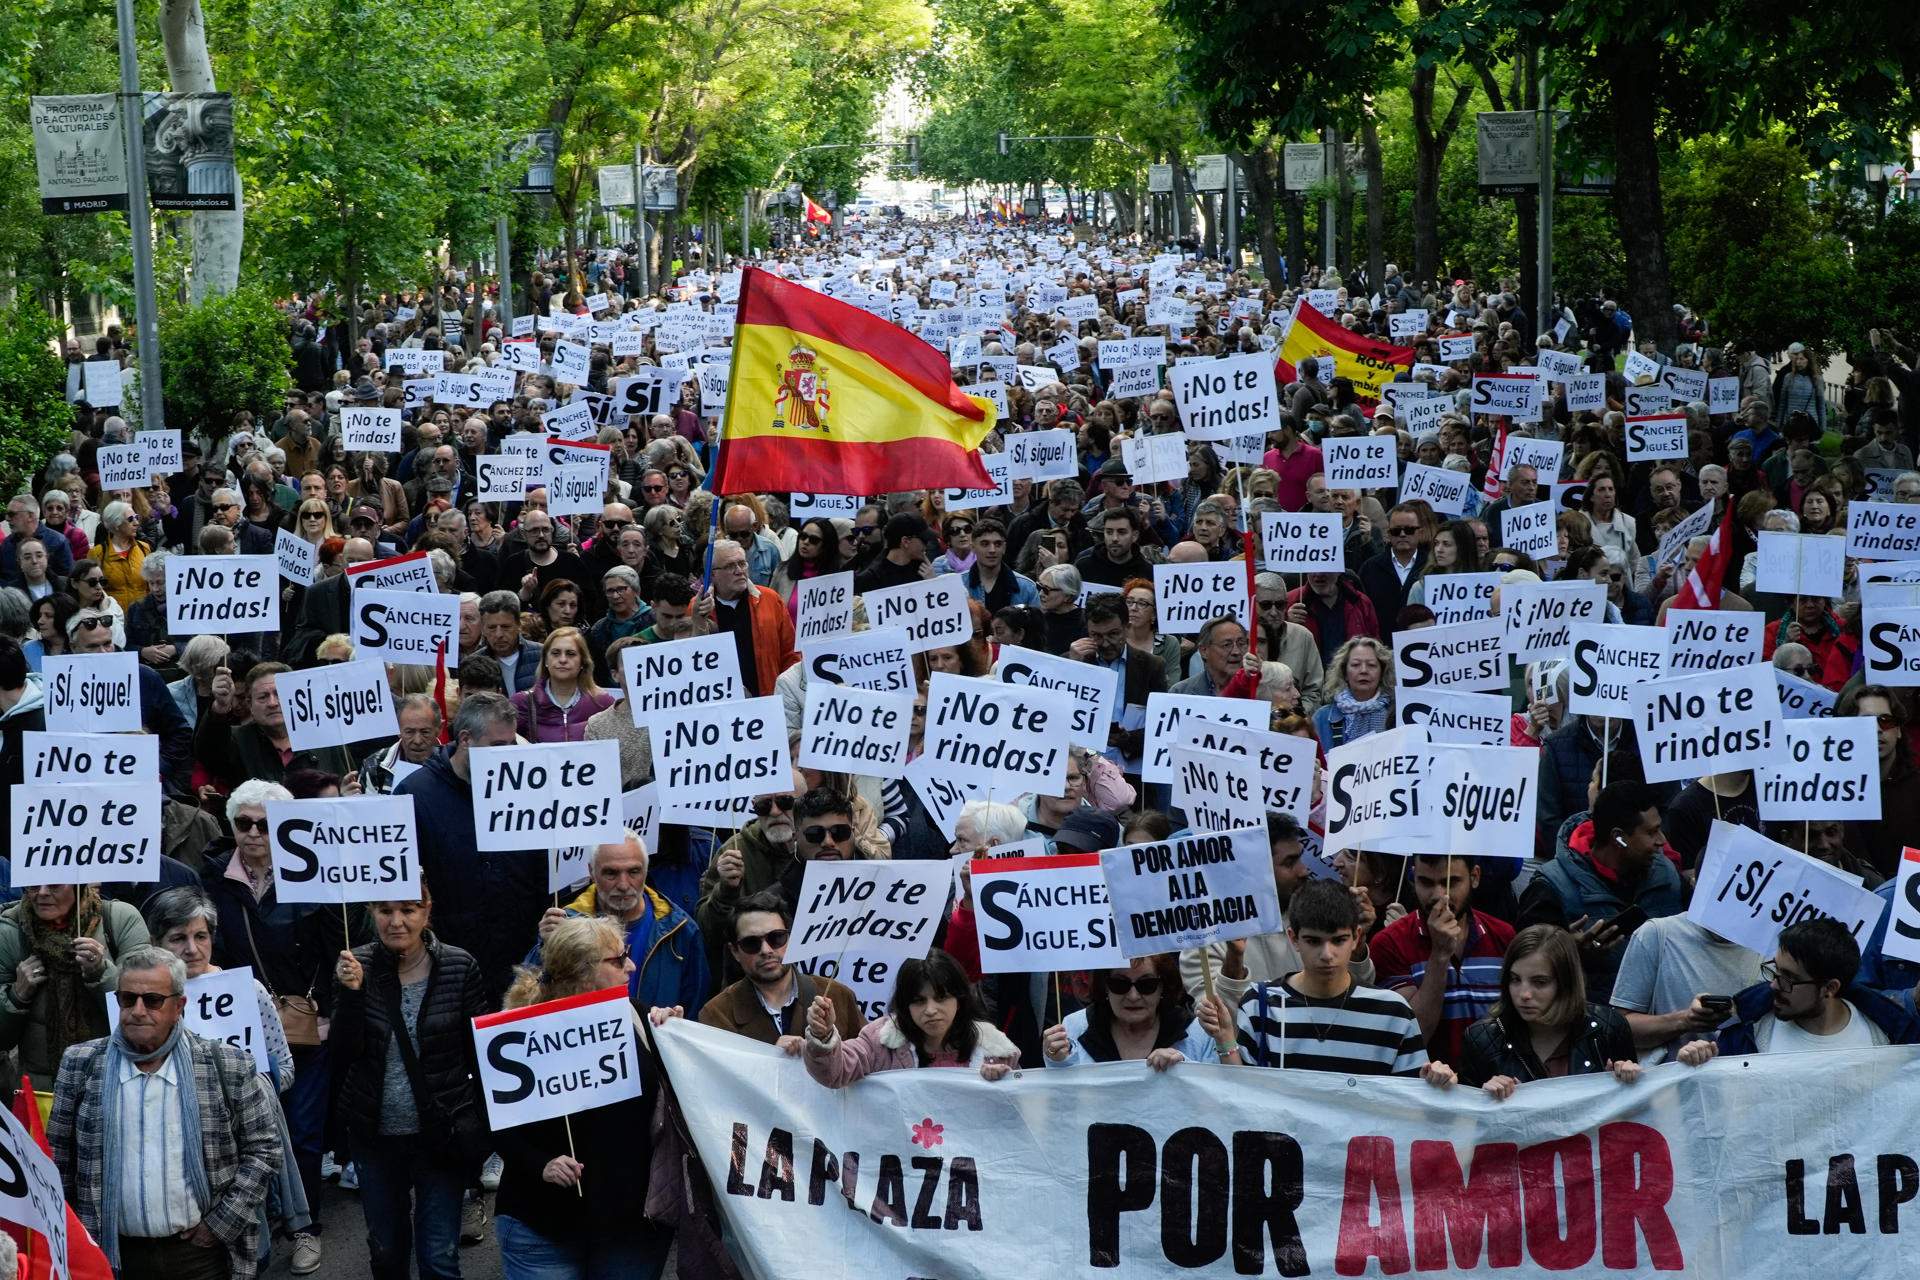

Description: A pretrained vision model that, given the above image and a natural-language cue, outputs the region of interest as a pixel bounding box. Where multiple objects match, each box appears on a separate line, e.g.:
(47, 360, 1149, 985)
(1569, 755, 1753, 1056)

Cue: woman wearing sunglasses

(1041, 955, 1219, 1070)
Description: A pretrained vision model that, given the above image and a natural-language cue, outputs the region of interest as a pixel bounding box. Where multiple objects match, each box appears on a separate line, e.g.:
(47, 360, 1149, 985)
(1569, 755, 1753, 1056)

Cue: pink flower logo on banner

(909, 1117, 945, 1150)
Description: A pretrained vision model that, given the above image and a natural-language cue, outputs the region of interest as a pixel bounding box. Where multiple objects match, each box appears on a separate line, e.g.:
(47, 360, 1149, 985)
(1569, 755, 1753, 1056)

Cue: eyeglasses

(1125, 597, 1153, 610)
(797, 531, 822, 545)
(115, 991, 178, 1011)
(733, 928, 791, 954)
(1388, 525, 1419, 537)
(854, 524, 880, 536)
(1258, 600, 1287, 612)
(1106, 975, 1162, 996)
(216, 503, 239, 513)
(303, 512, 327, 521)
(601, 948, 632, 965)
(1873, 713, 1903, 729)
(1783, 664, 1817, 677)
(1759, 960, 1821, 992)
(601, 519, 629, 531)
(752, 794, 796, 816)
(233, 815, 268, 834)
(948, 523, 973, 535)
(803, 823, 854, 845)
(642, 482, 666, 493)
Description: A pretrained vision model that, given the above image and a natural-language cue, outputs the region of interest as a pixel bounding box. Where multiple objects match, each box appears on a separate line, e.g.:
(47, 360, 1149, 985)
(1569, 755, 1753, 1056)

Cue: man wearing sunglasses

(1712, 918, 1920, 1058)
(650, 888, 862, 1051)
(50, 945, 283, 1280)
(697, 769, 807, 975)
(535, 830, 709, 1016)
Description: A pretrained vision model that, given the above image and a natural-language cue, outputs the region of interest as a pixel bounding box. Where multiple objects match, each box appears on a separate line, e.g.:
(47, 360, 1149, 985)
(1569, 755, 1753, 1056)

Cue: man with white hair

(125, 550, 182, 667)
(0, 493, 76, 586)
(534, 829, 710, 1013)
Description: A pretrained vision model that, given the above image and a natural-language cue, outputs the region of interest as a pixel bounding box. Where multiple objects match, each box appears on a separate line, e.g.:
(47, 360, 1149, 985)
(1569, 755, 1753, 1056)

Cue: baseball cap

(1054, 809, 1121, 853)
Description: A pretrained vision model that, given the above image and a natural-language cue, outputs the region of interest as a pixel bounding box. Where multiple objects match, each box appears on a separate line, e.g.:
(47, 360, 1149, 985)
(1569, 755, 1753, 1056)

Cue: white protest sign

(1172, 719, 1314, 822)
(1861, 603, 1920, 686)
(1503, 438, 1564, 482)
(1658, 365, 1707, 403)
(278, 659, 399, 752)
(1621, 350, 1661, 384)
(901, 753, 983, 842)
(1471, 374, 1539, 416)
(1665, 609, 1764, 674)
(0, 1105, 70, 1280)
(1689, 820, 1885, 957)
(542, 438, 611, 497)
(547, 338, 591, 384)
(9, 781, 160, 887)
(1753, 717, 1879, 822)
(608, 367, 691, 419)
(794, 571, 854, 645)
(1106, 364, 1160, 397)
(1410, 745, 1538, 859)
(341, 407, 402, 452)
(863, 576, 971, 654)
(548, 459, 605, 517)
(96, 443, 147, 491)
(992, 644, 1116, 751)
(1172, 743, 1267, 833)
(1847, 501, 1920, 560)
(1399, 463, 1472, 516)
(1322, 725, 1440, 858)
(1775, 668, 1837, 719)
(1625, 413, 1688, 462)
(1425, 572, 1498, 624)
(1501, 579, 1606, 662)
(785, 859, 950, 966)
(1394, 687, 1510, 746)
(1121, 430, 1187, 485)
(1534, 347, 1582, 383)
(1008, 429, 1078, 482)
(1569, 623, 1671, 717)
(139, 429, 183, 477)
(1498, 500, 1558, 560)
(787, 492, 863, 519)
(1167, 352, 1279, 441)
(645, 695, 790, 807)
(1259, 512, 1342, 573)
(274, 526, 317, 587)
(1321, 437, 1397, 490)
(1858, 559, 1920, 586)
(1707, 376, 1740, 414)
(1142, 693, 1261, 785)
(1394, 615, 1508, 693)
(1151, 562, 1248, 635)
(42, 652, 140, 733)
(944, 451, 1013, 513)
(346, 550, 438, 596)
(1756, 531, 1846, 599)
(167, 554, 277, 635)
(539, 400, 596, 442)
(1565, 372, 1607, 413)
(1100, 825, 1283, 957)
(1628, 663, 1782, 784)
(265, 796, 420, 904)
(471, 987, 643, 1130)
(922, 673, 1074, 795)
(799, 682, 912, 778)
(470, 740, 623, 851)
(350, 587, 457, 666)
(968, 853, 1123, 974)
(1887, 848, 1920, 965)
(20, 731, 155, 784)
(1436, 335, 1477, 362)
(1389, 310, 1429, 340)
(1621, 384, 1674, 416)
(476, 455, 543, 502)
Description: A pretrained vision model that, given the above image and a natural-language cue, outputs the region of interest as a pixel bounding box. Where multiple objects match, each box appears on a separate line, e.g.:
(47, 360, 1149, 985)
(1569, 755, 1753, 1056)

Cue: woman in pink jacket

(803, 950, 1020, 1086)
(511, 626, 616, 743)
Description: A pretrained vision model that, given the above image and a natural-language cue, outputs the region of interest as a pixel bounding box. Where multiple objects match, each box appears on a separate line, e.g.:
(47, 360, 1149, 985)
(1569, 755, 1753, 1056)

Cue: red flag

(1482, 422, 1510, 503)
(8, 1077, 114, 1280)
(802, 194, 831, 223)
(1668, 500, 1733, 613)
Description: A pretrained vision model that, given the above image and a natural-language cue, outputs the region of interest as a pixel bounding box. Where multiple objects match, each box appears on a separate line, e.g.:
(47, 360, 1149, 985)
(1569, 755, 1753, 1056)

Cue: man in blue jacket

(1856, 877, 1920, 1016)
(531, 833, 709, 1016)
(1718, 917, 1920, 1055)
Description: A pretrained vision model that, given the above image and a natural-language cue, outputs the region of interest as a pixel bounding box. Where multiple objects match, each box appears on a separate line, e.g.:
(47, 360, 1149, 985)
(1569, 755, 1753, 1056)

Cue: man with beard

(534, 831, 709, 1014)
(1371, 855, 1516, 1066)
(1711, 918, 1920, 1056)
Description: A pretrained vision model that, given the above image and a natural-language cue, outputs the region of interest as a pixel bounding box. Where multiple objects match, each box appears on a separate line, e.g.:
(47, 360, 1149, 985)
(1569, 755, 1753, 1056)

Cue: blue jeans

(357, 1139, 466, 1280)
(495, 1214, 670, 1280)
(284, 1042, 329, 1229)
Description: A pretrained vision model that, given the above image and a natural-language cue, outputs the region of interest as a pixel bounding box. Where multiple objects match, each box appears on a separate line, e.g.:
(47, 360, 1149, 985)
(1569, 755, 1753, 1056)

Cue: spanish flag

(710, 267, 996, 496)
(802, 193, 831, 223)
(1274, 298, 1415, 406)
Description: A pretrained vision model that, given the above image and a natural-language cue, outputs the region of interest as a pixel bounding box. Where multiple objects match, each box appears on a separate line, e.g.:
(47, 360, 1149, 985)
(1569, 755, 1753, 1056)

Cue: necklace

(1292, 977, 1356, 1042)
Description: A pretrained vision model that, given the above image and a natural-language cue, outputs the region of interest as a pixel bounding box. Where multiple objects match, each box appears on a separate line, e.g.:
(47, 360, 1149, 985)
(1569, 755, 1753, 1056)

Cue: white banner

(42, 652, 140, 734)
(1688, 820, 1884, 957)
(864, 577, 972, 654)
(1008, 429, 1078, 482)
(644, 696, 791, 807)
(621, 633, 744, 721)
(1889, 847, 1920, 965)
(1323, 725, 1439, 857)
(1399, 463, 1472, 516)
(1862, 604, 1920, 686)
(9, 782, 160, 887)
(1099, 825, 1282, 956)
(1142, 693, 1261, 785)
(472, 986, 643, 1130)
(1624, 413, 1688, 462)
(477, 455, 543, 502)
(1628, 664, 1781, 785)
(274, 526, 317, 588)
(1172, 719, 1314, 822)
(96, 443, 147, 491)
(784, 859, 950, 967)
(1847, 500, 1920, 560)
(350, 587, 458, 666)
(1393, 687, 1511, 745)
(654, 1020, 1920, 1280)
(1393, 616, 1508, 693)
(1168, 352, 1280, 441)
(1260, 513, 1343, 573)
(794, 571, 855, 645)
(1666, 609, 1764, 675)
(802, 626, 916, 694)
(1151, 562, 1249, 635)
(1425, 572, 1498, 624)
(922, 673, 1075, 795)
(341, 407, 402, 452)
(992, 644, 1116, 751)
(167, 554, 277, 635)
(347, 551, 438, 596)
(278, 659, 399, 752)
(1501, 580, 1606, 662)
(470, 740, 623, 851)
(0, 1102, 70, 1280)
(1321, 437, 1398, 490)
(1568, 624, 1671, 718)
(1752, 717, 1880, 822)
(799, 682, 912, 778)
(967, 853, 1122, 974)
(20, 731, 155, 784)
(1171, 746, 1267, 833)
(266, 796, 420, 904)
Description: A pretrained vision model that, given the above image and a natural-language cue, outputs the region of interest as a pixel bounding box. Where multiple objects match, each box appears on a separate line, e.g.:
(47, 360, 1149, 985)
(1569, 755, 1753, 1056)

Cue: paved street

(279, 1179, 504, 1280)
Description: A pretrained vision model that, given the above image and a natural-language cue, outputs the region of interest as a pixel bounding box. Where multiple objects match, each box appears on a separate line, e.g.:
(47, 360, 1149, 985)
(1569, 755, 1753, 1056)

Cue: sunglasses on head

(752, 794, 796, 817)
(733, 928, 790, 954)
(1106, 975, 1162, 996)
(803, 823, 854, 845)
(115, 990, 176, 1011)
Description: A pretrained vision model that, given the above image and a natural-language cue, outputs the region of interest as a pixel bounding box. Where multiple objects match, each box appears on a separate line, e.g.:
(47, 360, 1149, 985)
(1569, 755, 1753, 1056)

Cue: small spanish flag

(710, 268, 996, 496)
(802, 193, 832, 223)
(1274, 297, 1415, 406)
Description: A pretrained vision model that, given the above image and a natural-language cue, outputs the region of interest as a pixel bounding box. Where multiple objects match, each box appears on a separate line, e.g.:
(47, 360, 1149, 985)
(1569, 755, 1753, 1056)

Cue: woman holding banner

(493, 917, 669, 1280)
(1041, 955, 1218, 1070)
(804, 950, 1020, 1085)
(1458, 925, 1714, 1096)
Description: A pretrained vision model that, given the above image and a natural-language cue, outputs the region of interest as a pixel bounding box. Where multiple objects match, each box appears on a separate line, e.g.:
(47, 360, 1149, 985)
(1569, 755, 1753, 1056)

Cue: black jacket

(332, 933, 488, 1144)
(1456, 1003, 1636, 1087)
(1357, 547, 1427, 640)
(201, 844, 371, 1015)
(288, 573, 351, 667)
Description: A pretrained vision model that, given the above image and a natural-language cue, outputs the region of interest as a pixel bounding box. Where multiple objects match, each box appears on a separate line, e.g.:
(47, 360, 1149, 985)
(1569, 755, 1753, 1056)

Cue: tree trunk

(1604, 41, 1676, 352)
(1110, 189, 1136, 234)
(1363, 113, 1384, 291)
(1332, 126, 1352, 274)
(1242, 144, 1284, 285)
(159, 0, 241, 302)
(1284, 194, 1305, 285)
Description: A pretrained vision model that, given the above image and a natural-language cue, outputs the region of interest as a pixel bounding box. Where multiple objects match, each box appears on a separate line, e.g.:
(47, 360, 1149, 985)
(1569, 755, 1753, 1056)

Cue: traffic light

(997, 131, 1010, 157)
(907, 134, 920, 176)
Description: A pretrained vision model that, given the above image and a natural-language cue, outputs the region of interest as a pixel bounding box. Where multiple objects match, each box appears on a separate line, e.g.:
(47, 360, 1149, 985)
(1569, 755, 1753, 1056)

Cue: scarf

(1333, 686, 1391, 741)
(24, 890, 107, 1062)
(98, 1022, 211, 1267)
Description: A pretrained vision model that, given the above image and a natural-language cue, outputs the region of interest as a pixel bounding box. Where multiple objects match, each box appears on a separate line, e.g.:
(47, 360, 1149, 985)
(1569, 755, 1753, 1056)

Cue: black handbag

(384, 973, 490, 1173)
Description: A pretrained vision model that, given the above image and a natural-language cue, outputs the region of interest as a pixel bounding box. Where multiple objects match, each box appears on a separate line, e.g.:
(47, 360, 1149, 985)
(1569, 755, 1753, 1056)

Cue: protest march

(14, 86, 1920, 1280)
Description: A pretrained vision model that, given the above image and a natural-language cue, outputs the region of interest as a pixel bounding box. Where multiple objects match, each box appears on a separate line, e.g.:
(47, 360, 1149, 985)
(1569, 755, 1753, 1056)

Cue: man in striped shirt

(1371, 855, 1515, 1066)
(1199, 880, 1458, 1086)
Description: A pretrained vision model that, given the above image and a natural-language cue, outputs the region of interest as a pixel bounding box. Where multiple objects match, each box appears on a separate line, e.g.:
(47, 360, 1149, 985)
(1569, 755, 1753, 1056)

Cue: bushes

(0, 306, 75, 499)
(159, 286, 290, 440)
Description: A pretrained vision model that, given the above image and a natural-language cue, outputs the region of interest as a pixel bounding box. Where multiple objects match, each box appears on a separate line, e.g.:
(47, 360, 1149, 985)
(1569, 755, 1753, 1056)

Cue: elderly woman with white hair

(168, 632, 230, 725)
(1036, 562, 1086, 655)
(85, 498, 149, 610)
(124, 548, 181, 669)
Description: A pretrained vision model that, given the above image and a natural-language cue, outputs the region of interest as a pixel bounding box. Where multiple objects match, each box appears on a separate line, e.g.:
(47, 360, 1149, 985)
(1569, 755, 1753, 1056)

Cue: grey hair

(8, 494, 39, 516)
(396, 691, 441, 718)
(143, 886, 219, 940)
(1037, 563, 1081, 596)
(117, 944, 188, 995)
(1772, 641, 1814, 671)
(98, 500, 132, 534)
(1253, 571, 1287, 595)
(141, 549, 169, 581)
(226, 778, 293, 824)
(38, 491, 67, 511)
(453, 689, 517, 742)
(428, 548, 457, 590)
(181, 633, 229, 679)
(1698, 464, 1726, 485)
(0, 588, 28, 639)
(210, 487, 240, 507)
(957, 800, 1027, 846)
(1195, 613, 1246, 650)
(458, 591, 481, 609)
(602, 565, 640, 591)
(1255, 661, 1297, 702)
(478, 589, 521, 618)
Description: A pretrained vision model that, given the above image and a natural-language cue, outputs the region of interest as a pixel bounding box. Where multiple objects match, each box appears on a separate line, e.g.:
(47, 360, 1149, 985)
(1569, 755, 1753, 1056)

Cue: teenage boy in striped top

(1199, 879, 1459, 1086)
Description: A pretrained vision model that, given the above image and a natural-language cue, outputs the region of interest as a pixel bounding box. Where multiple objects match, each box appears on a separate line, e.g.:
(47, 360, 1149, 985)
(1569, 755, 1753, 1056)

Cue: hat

(1054, 809, 1121, 854)
(1372, 403, 1394, 418)
(349, 378, 380, 403)
(1097, 456, 1130, 478)
(1786, 341, 1806, 355)
(349, 500, 384, 524)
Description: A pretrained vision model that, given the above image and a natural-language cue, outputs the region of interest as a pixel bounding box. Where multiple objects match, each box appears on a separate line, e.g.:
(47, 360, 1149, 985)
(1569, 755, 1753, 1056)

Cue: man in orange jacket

(697, 539, 798, 695)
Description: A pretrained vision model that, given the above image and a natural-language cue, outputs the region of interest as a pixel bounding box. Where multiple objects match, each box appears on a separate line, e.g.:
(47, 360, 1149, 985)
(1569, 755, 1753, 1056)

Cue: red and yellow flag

(802, 194, 831, 223)
(1274, 298, 1415, 405)
(710, 267, 996, 496)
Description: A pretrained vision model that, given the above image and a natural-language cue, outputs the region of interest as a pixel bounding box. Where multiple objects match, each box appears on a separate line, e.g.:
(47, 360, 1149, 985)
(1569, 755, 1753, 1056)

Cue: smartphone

(1609, 905, 1649, 936)
(1699, 994, 1734, 1014)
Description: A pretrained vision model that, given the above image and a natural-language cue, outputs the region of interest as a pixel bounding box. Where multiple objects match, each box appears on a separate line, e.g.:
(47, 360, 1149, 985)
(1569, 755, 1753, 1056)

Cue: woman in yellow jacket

(86, 500, 150, 610)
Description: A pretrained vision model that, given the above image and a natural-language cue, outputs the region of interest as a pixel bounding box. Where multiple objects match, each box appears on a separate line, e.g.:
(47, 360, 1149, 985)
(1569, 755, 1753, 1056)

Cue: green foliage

(0, 306, 74, 499)
(1665, 134, 1854, 354)
(157, 286, 289, 439)
(1849, 201, 1920, 348)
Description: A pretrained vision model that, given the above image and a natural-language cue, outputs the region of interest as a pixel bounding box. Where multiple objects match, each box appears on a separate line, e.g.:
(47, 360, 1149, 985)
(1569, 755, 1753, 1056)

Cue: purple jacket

(511, 680, 616, 743)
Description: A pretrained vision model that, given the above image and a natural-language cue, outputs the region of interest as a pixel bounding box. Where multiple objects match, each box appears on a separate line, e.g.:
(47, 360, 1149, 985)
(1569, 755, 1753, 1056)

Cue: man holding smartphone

(1609, 911, 1765, 1064)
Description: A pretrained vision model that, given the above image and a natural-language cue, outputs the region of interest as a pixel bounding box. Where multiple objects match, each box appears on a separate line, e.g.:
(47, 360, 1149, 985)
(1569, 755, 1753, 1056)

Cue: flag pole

(704, 265, 755, 590)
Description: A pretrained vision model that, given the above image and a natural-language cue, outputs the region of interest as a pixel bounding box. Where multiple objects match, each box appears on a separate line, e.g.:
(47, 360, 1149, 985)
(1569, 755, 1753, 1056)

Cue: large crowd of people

(21, 216, 1920, 1279)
